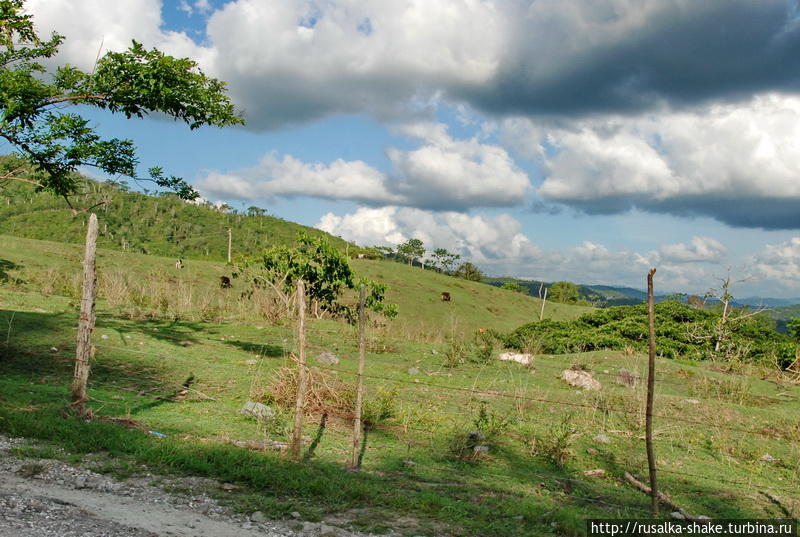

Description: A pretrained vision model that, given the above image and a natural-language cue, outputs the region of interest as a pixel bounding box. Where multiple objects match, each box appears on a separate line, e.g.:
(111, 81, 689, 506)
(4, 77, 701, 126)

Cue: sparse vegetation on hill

(0, 160, 348, 260)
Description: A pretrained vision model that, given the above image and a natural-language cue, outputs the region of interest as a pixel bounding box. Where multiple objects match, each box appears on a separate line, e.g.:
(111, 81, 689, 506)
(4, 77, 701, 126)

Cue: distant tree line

(348, 238, 485, 282)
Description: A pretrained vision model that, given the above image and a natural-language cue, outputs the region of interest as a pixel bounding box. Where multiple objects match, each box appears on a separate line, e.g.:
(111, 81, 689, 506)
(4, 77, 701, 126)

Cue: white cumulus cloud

(659, 237, 728, 263)
(504, 94, 800, 229)
(317, 207, 540, 263)
(197, 122, 531, 210)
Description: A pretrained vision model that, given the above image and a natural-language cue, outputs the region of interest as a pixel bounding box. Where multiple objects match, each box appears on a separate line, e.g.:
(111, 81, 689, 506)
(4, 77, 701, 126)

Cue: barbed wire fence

(80, 274, 800, 519)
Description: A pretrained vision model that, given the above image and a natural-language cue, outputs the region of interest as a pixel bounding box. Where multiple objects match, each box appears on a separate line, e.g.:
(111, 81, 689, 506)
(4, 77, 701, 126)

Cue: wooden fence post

(290, 279, 308, 461)
(71, 213, 98, 416)
(539, 287, 548, 321)
(646, 268, 659, 516)
(351, 284, 367, 469)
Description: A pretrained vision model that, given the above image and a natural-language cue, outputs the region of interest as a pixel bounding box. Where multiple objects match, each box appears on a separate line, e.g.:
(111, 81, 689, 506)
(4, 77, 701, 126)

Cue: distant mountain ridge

(486, 276, 800, 312)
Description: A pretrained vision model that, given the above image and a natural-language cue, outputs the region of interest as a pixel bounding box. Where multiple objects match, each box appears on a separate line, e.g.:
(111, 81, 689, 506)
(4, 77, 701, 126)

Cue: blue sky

(24, 0, 800, 297)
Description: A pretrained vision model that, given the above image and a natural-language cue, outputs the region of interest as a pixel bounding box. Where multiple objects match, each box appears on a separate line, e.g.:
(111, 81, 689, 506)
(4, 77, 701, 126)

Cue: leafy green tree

(249, 233, 397, 320)
(0, 0, 242, 208)
(396, 238, 425, 266)
(549, 281, 580, 304)
(431, 247, 460, 274)
(372, 245, 394, 259)
(455, 262, 484, 282)
(247, 206, 266, 217)
(788, 318, 800, 342)
(501, 282, 528, 294)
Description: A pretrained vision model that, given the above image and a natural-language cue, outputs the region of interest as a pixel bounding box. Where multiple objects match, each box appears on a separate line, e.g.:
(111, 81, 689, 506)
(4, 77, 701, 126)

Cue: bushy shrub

(504, 301, 795, 366)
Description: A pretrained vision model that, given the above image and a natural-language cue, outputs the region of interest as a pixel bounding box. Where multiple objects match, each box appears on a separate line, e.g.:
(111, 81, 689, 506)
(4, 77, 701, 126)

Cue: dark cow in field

(440, 292, 451, 302)
(219, 276, 232, 289)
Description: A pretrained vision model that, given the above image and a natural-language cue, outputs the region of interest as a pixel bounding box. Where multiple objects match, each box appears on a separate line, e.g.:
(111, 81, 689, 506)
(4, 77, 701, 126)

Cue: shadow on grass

(593, 442, 768, 519)
(224, 339, 285, 357)
(0, 258, 22, 283)
(97, 313, 220, 347)
(0, 308, 175, 405)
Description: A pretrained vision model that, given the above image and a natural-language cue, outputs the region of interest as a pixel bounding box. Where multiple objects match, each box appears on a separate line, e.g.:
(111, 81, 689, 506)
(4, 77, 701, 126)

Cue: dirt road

(0, 436, 396, 537)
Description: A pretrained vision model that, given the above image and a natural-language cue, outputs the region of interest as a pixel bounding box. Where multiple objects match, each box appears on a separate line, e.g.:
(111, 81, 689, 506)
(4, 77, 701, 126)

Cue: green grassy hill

(0, 158, 348, 261)
(0, 235, 591, 339)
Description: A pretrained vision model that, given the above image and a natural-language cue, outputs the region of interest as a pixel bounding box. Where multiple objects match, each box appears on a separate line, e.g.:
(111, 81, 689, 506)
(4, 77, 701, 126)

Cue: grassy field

(1, 235, 799, 536)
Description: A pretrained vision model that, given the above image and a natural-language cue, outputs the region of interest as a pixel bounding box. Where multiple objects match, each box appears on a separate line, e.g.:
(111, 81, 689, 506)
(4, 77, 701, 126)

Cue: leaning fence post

(290, 279, 308, 461)
(71, 213, 98, 417)
(539, 287, 548, 321)
(646, 268, 659, 516)
(351, 284, 367, 469)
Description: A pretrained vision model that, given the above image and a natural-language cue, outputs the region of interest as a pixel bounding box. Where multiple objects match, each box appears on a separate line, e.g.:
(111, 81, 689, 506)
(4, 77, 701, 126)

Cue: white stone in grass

(316, 351, 339, 366)
(562, 369, 601, 390)
(760, 453, 777, 463)
(101, 334, 109, 340)
(593, 434, 611, 444)
(498, 352, 533, 366)
(583, 469, 606, 478)
(240, 401, 274, 422)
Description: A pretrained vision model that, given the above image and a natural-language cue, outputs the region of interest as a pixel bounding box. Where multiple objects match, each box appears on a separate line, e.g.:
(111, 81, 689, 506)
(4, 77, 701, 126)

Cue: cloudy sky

(23, 0, 800, 297)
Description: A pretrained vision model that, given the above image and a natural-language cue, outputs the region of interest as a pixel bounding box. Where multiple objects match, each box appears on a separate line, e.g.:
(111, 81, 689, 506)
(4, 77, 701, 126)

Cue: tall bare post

(290, 279, 308, 461)
(71, 213, 98, 416)
(351, 285, 367, 469)
(646, 268, 659, 516)
(539, 287, 548, 321)
(227, 228, 232, 263)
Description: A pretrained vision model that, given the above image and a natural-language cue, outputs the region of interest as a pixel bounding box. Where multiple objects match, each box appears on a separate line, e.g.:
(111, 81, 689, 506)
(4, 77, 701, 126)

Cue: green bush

(505, 301, 795, 366)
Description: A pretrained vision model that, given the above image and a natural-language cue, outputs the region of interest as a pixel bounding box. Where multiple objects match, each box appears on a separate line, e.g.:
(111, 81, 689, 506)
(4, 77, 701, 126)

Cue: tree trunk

(71, 213, 98, 417)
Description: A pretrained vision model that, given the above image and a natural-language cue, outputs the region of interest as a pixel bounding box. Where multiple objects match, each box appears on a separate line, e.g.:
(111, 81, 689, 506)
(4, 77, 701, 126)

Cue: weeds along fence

(82, 273, 800, 521)
(87, 338, 800, 514)
(9, 216, 792, 520)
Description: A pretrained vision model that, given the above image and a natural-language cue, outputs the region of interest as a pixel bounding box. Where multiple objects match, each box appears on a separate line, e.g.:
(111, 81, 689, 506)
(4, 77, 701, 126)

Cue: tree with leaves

(247, 233, 397, 321)
(501, 281, 529, 294)
(455, 262, 484, 282)
(396, 238, 425, 266)
(548, 281, 580, 304)
(431, 247, 460, 274)
(0, 0, 243, 209)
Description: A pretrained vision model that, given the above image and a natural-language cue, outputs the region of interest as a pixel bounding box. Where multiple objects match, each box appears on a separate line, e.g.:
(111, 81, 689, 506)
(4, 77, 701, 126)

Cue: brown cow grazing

(440, 292, 451, 302)
(219, 276, 232, 289)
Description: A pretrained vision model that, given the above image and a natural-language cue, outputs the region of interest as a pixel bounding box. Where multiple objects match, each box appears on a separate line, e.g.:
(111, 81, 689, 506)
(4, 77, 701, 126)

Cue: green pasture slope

(0, 164, 347, 261)
(1, 241, 799, 535)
